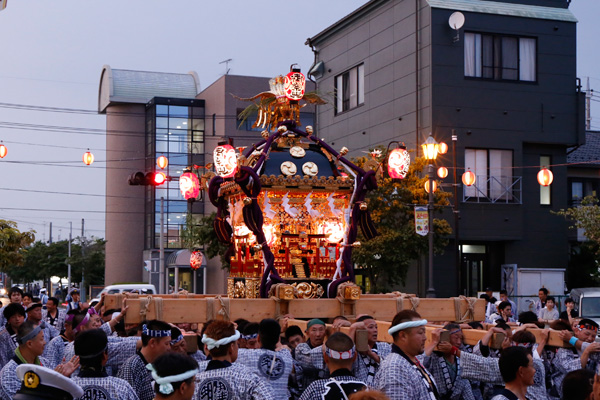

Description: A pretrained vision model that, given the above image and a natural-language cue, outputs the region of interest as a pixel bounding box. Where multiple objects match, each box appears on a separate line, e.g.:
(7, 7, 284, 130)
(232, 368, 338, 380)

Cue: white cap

(495, 300, 502, 307)
(16, 364, 84, 399)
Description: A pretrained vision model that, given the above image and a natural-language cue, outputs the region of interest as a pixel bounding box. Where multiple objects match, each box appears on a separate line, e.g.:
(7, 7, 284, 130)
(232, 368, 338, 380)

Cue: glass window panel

(168, 201, 188, 212)
(168, 118, 189, 129)
(156, 105, 169, 117)
(166, 153, 188, 166)
(169, 140, 188, 154)
(357, 64, 365, 105)
(465, 149, 488, 198)
(156, 140, 168, 153)
(490, 150, 512, 200)
(336, 75, 343, 112)
(501, 37, 518, 80)
(192, 119, 205, 131)
(169, 106, 188, 118)
(192, 107, 204, 119)
(190, 142, 204, 154)
(156, 188, 167, 200)
(349, 67, 358, 109)
(192, 131, 204, 142)
(482, 35, 494, 79)
(519, 38, 536, 81)
(572, 182, 583, 200)
(156, 117, 168, 129)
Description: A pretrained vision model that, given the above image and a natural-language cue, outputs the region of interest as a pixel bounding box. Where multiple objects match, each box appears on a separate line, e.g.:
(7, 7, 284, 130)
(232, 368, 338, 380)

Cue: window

(335, 64, 364, 113)
(540, 156, 551, 205)
(465, 149, 518, 202)
(465, 32, 536, 82)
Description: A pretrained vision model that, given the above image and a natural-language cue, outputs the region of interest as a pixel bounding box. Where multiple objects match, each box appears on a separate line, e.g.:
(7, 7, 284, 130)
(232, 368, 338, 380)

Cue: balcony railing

(463, 175, 522, 204)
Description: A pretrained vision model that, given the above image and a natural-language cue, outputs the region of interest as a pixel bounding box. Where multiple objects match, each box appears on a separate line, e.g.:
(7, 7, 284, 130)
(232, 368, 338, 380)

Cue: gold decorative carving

(291, 282, 325, 299)
(344, 285, 361, 300)
(245, 279, 259, 299)
(227, 278, 235, 298)
(234, 281, 246, 298)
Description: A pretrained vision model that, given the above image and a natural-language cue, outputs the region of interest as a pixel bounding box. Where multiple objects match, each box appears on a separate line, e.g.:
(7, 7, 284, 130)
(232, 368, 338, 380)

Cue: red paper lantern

(284, 71, 306, 101)
(157, 155, 168, 169)
(424, 180, 437, 193)
(387, 147, 410, 179)
(462, 170, 476, 186)
(83, 150, 94, 166)
(0, 143, 6, 158)
(438, 142, 448, 155)
(190, 250, 203, 270)
(213, 144, 237, 178)
(537, 168, 553, 186)
(437, 167, 448, 179)
(179, 172, 200, 200)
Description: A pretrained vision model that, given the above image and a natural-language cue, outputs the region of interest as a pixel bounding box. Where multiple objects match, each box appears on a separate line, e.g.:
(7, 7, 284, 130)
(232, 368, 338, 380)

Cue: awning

(166, 249, 207, 268)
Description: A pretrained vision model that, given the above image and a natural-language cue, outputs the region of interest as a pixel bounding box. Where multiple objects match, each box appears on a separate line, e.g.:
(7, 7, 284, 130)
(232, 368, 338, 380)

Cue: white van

(91, 284, 157, 304)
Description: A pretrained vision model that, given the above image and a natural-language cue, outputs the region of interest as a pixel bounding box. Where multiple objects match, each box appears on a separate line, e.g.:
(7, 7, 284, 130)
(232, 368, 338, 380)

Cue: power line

(0, 187, 141, 200)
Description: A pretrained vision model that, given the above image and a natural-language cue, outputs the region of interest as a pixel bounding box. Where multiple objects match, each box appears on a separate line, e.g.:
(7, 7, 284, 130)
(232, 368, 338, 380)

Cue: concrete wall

(105, 104, 146, 285)
(311, 0, 432, 157)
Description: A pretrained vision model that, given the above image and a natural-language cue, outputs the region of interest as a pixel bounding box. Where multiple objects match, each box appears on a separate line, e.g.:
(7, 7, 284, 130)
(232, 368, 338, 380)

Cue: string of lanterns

(0, 140, 563, 188)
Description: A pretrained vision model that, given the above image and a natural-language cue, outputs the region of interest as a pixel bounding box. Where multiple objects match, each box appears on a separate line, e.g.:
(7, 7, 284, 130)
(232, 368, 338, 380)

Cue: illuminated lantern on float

(190, 250, 203, 270)
(179, 171, 200, 200)
(157, 155, 168, 169)
(438, 142, 448, 155)
(424, 180, 437, 193)
(213, 144, 237, 178)
(462, 169, 476, 186)
(537, 168, 553, 186)
(387, 146, 410, 179)
(284, 70, 306, 101)
(321, 221, 345, 243)
(437, 167, 448, 179)
(83, 150, 94, 166)
(0, 143, 6, 158)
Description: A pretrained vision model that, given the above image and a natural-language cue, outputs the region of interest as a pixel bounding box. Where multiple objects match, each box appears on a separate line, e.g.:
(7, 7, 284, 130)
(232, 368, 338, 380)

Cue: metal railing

(463, 175, 522, 204)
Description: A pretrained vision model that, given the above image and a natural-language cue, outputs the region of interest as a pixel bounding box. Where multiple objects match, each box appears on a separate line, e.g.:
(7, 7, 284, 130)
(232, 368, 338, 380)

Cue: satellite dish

(448, 12, 465, 30)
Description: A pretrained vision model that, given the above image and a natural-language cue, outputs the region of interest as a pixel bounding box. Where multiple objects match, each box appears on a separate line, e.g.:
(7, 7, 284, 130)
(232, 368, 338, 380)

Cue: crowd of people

(0, 285, 600, 400)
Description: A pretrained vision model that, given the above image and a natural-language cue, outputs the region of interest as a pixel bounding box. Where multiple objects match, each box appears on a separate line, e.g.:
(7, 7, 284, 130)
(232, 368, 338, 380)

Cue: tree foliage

(351, 150, 453, 293)
(0, 219, 35, 274)
(181, 213, 230, 269)
(5, 238, 106, 289)
(554, 196, 600, 284)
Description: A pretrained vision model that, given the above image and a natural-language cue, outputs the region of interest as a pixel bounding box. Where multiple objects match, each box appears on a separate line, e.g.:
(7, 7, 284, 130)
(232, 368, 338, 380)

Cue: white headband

(326, 346, 355, 360)
(146, 364, 199, 395)
(201, 330, 241, 350)
(388, 319, 428, 335)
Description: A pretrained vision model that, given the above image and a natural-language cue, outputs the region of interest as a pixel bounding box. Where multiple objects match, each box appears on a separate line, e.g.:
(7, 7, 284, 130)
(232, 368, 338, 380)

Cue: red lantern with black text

(387, 147, 410, 179)
(284, 70, 306, 101)
(83, 150, 94, 166)
(537, 168, 553, 186)
(462, 170, 476, 186)
(0, 143, 6, 158)
(179, 171, 200, 200)
(157, 155, 168, 169)
(190, 250, 203, 270)
(213, 144, 238, 178)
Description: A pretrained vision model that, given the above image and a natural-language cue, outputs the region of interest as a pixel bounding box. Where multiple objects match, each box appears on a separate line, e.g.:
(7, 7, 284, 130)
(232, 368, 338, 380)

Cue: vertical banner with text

(415, 206, 428, 236)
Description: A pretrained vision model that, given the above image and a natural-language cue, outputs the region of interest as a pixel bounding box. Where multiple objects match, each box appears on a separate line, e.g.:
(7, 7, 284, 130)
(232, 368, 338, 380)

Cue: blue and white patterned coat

(236, 348, 294, 399)
(72, 375, 139, 400)
(193, 361, 274, 400)
(44, 335, 70, 369)
(374, 352, 438, 400)
(0, 357, 50, 400)
(0, 328, 18, 370)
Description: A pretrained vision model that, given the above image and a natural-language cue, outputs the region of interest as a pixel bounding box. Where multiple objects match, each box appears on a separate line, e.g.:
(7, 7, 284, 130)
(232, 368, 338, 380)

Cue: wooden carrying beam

(104, 294, 485, 325)
(286, 320, 571, 349)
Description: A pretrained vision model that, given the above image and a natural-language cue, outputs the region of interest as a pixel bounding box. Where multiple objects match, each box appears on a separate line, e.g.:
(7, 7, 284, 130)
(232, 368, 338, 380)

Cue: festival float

(105, 67, 486, 329)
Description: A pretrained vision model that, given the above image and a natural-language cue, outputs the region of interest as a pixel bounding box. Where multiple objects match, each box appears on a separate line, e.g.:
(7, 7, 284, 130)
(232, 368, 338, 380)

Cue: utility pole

(586, 77, 591, 131)
(49, 222, 52, 244)
(81, 218, 85, 302)
(159, 197, 165, 294)
(68, 222, 72, 294)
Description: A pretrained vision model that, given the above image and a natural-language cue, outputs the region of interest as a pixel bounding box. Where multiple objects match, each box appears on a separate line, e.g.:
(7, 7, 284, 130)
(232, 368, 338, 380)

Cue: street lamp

(421, 133, 438, 298)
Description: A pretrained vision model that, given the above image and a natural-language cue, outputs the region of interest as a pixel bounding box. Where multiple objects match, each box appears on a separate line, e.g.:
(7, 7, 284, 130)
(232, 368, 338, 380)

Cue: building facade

(99, 69, 314, 294)
(307, 0, 585, 297)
